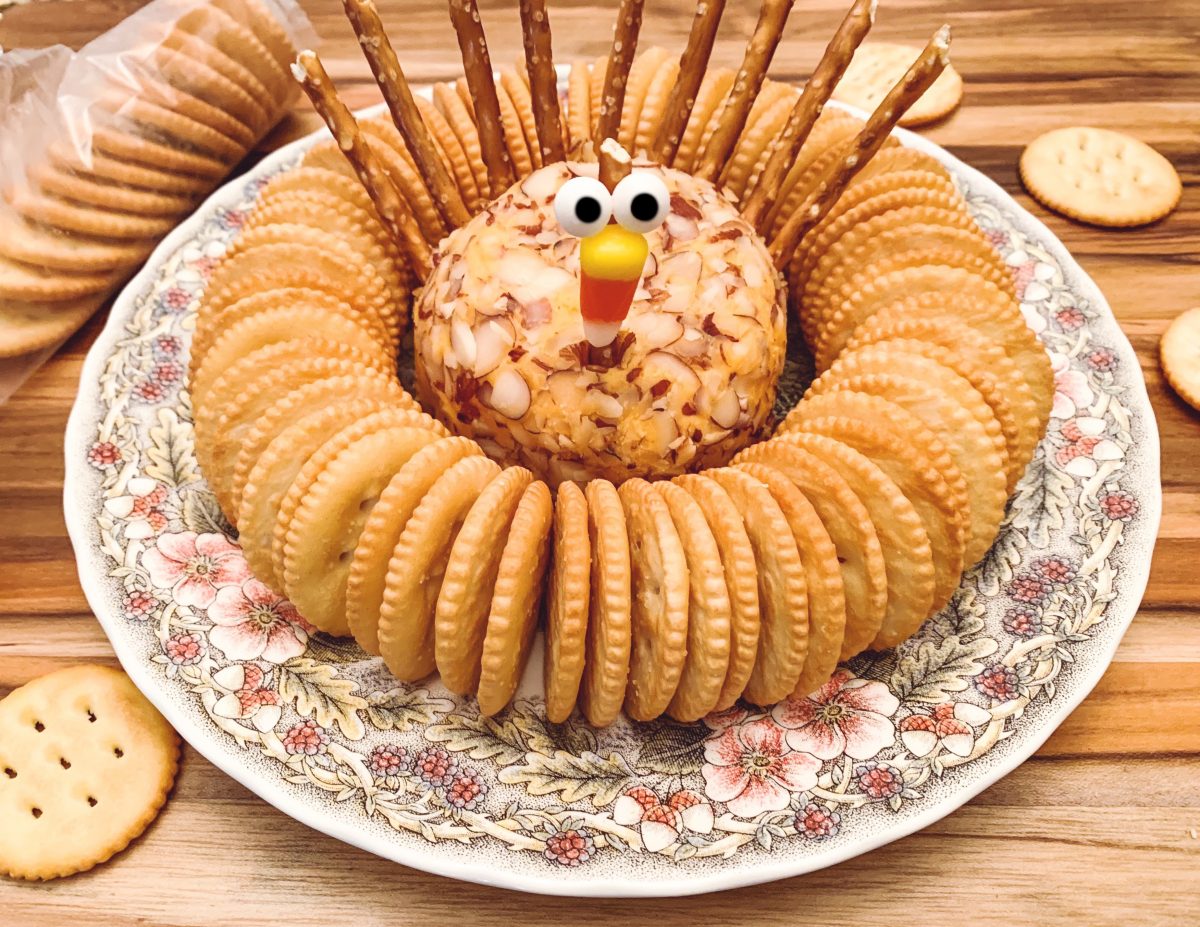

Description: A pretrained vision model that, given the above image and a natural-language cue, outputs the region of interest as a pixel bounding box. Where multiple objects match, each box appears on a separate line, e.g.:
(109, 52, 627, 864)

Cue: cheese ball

(413, 160, 787, 486)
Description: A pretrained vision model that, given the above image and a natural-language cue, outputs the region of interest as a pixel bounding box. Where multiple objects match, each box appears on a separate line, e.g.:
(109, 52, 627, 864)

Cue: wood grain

(1, 1, 1198, 923)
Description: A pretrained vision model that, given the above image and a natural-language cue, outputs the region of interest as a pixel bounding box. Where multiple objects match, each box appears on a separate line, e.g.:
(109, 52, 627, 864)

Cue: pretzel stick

(742, 0, 875, 229)
(694, 0, 794, 182)
(598, 137, 633, 191)
(595, 0, 646, 147)
(771, 25, 951, 269)
(447, 0, 514, 196)
(519, 0, 566, 163)
(343, 0, 471, 228)
(651, 0, 727, 165)
(293, 51, 432, 277)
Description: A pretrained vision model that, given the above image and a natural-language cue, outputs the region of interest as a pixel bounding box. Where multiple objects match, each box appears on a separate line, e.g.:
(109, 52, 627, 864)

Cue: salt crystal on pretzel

(293, 50, 431, 277)
(344, 0, 471, 228)
(595, 0, 646, 148)
(771, 25, 952, 268)
(519, 0, 566, 164)
(742, 0, 875, 230)
(694, 0, 795, 183)
(447, 0, 514, 196)
(651, 0, 728, 165)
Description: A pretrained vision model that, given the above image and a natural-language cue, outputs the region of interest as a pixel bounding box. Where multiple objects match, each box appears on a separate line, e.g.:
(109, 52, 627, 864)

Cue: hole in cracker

(87, 796, 98, 807)
(60, 757, 71, 770)
(358, 497, 378, 514)
(338, 549, 353, 564)
(87, 710, 96, 722)
(113, 746, 124, 759)
(3, 767, 15, 779)
(31, 807, 42, 819)
(34, 721, 44, 733)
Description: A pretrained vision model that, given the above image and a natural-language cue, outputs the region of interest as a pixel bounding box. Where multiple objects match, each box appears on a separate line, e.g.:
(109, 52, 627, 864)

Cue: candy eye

(554, 176, 612, 237)
(612, 172, 670, 233)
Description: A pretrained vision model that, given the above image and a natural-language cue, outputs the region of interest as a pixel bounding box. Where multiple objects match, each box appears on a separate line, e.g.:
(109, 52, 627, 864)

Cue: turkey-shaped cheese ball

(413, 159, 787, 486)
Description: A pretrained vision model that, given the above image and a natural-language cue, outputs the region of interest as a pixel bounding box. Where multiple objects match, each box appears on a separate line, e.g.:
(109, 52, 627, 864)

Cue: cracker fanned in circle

(346, 437, 484, 655)
(544, 481, 592, 723)
(619, 479, 691, 722)
(733, 439, 886, 661)
(378, 456, 502, 681)
(707, 468, 808, 705)
(579, 480, 632, 728)
(673, 473, 761, 711)
(477, 480, 553, 715)
(655, 480, 732, 723)
(436, 466, 535, 694)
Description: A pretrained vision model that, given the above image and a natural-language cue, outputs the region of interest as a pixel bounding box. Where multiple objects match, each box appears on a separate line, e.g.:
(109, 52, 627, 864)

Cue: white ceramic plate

(64, 100, 1160, 896)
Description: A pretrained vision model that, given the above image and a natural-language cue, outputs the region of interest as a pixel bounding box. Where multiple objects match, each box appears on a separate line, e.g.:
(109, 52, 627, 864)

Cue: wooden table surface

(1, 0, 1198, 923)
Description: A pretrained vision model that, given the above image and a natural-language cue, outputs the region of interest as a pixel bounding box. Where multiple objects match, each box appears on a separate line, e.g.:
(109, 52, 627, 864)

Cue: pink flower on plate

(1053, 416, 1122, 478)
(1051, 353, 1095, 419)
(703, 704, 751, 730)
(1100, 489, 1139, 522)
(87, 441, 122, 469)
(207, 579, 310, 663)
(701, 717, 820, 818)
(143, 531, 250, 610)
(1055, 306, 1086, 332)
(105, 477, 170, 540)
(771, 669, 900, 761)
(165, 632, 204, 665)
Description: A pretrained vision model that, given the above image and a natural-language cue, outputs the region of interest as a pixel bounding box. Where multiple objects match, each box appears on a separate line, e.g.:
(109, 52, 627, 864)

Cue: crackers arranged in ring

(0, 666, 180, 881)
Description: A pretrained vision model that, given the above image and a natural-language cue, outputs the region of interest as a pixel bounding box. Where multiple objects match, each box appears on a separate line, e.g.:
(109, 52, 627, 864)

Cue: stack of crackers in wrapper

(0, 0, 311, 399)
(186, 0, 1055, 728)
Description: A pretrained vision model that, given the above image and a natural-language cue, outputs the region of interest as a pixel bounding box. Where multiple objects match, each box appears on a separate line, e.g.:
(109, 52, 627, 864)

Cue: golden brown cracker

(544, 480, 592, 724)
(435, 82, 491, 202)
(654, 481, 731, 723)
(673, 67, 735, 172)
(834, 42, 964, 127)
(0, 665, 179, 881)
(477, 480, 554, 716)
(566, 61, 593, 154)
(377, 455, 502, 681)
(0, 293, 106, 359)
(1161, 307, 1200, 412)
(578, 479, 632, 728)
(706, 467, 808, 706)
(0, 253, 116, 303)
(1020, 127, 1181, 227)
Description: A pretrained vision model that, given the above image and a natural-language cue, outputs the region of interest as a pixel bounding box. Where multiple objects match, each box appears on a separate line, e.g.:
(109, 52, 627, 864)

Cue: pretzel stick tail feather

(595, 0, 646, 147)
(519, 0, 566, 163)
(743, 0, 875, 229)
(293, 51, 432, 278)
(448, 0, 515, 195)
(344, 0, 471, 228)
(651, 0, 727, 164)
(695, 0, 795, 183)
(771, 25, 952, 269)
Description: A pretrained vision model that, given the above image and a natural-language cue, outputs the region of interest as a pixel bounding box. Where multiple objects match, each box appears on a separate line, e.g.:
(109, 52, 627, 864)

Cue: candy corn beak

(579, 224, 649, 348)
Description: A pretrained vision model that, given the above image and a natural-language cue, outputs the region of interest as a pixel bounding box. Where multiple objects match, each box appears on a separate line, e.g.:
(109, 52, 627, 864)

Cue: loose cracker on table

(1020, 126, 1181, 227)
(1161, 308, 1200, 413)
(0, 665, 179, 881)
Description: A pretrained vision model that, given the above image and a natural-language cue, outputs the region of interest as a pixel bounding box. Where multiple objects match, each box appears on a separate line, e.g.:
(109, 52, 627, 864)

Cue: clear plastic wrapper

(0, 0, 315, 402)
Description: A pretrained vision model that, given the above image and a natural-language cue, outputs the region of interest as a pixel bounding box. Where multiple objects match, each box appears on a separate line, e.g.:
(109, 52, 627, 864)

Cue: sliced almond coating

(544, 481, 592, 723)
(378, 456, 502, 681)
(706, 467, 808, 705)
(282, 426, 440, 635)
(617, 479, 690, 722)
(673, 473, 761, 712)
(844, 319, 1035, 489)
(769, 432, 934, 654)
(736, 463, 847, 699)
(815, 349, 1009, 564)
(781, 391, 966, 616)
(435, 467, 535, 694)
(477, 480, 554, 716)
(655, 481, 731, 723)
(578, 479, 632, 728)
(345, 437, 483, 654)
(846, 288, 1053, 455)
(734, 439, 886, 660)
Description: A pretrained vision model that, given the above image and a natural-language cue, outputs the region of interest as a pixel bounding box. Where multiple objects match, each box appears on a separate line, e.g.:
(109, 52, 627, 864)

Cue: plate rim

(62, 97, 1162, 897)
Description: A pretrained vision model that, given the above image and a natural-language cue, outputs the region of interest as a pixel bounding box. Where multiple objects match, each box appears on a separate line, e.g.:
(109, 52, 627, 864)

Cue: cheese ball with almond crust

(413, 160, 787, 486)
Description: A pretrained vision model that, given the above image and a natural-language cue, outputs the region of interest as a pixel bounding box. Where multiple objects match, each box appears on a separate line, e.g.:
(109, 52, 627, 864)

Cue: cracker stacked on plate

(0, 0, 300, 358)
